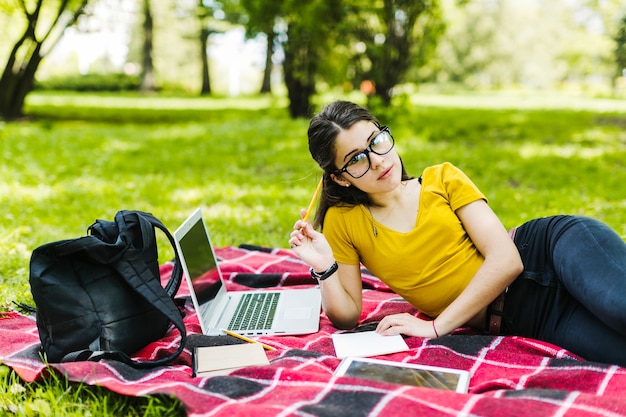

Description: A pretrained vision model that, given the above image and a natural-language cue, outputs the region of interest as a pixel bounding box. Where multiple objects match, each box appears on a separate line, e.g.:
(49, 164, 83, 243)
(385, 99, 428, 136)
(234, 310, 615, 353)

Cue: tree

(281, 0, 343, 118)
(430, 0, 497, 86)
(0, 0, 91, 120)
(238, 0, 283, 94)
(615, 14, 626, 79)
(431, 0, 618, 91)
(139, 0, 156, 92)
(197, 1, 212, 95)
(344, 0, 444, 106)
(174, 0, 233, 95)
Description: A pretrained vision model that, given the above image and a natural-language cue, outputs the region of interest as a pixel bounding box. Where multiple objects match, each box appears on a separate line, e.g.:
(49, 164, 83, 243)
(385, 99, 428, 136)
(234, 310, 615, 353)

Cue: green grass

(0, 364, 185, 416)
(2, 90, 626, 415)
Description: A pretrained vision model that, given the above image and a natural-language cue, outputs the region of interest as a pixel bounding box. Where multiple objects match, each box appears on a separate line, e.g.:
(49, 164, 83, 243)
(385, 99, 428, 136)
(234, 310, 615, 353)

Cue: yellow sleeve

(323, 205, 363, 266)
(429, 162, 487, 211)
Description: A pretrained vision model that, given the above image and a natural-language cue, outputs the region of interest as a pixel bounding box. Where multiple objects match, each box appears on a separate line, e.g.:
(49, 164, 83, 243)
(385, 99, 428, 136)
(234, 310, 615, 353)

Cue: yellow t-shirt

(323, 162, 487, 317)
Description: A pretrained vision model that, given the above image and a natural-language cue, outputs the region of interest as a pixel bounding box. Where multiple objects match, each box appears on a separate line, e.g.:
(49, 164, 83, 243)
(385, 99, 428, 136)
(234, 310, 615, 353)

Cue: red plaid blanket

(2, 245, 626, 416)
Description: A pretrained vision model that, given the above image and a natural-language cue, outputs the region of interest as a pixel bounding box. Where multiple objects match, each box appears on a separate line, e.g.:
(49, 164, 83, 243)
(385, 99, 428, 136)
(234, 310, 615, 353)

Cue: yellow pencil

(302, 177, 323, 223)
(221, 329, 275, 351)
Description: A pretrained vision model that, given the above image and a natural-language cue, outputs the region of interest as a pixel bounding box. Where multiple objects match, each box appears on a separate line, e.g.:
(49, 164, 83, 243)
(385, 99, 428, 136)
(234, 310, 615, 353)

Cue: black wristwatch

(310, 261, 338, 281)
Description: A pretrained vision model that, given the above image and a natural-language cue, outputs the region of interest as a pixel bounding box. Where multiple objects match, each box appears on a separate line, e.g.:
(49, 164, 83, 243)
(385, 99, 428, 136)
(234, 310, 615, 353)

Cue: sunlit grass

(518, 142, 610, 159)
(407, 90, 626, 112)
(1, 91, 626, 415)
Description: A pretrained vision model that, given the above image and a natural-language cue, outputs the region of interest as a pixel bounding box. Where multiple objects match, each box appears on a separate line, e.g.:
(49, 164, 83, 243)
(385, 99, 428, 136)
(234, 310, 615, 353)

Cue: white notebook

(331, 331, 409, 358)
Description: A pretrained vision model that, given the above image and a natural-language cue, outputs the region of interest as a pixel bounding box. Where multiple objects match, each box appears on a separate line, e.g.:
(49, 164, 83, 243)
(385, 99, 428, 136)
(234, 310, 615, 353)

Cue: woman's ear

(331, 173, 351, 188)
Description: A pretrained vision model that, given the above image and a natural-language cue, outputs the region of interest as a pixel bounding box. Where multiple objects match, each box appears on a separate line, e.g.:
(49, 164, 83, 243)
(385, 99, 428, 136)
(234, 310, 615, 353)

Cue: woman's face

(331, 120, 402, 194)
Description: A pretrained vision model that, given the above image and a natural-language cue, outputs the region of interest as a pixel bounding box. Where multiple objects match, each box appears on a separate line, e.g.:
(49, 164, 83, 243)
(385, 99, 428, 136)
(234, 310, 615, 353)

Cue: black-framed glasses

(336, 126, 395, 178)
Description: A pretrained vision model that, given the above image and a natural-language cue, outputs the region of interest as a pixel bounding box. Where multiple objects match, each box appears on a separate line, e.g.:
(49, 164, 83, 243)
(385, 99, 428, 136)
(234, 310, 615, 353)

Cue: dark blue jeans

(501, 215, 626, 366)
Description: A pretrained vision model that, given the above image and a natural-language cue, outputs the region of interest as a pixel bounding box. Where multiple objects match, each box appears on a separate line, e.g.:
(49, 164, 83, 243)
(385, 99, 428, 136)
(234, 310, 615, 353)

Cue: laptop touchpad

(285, 307, 311, 319)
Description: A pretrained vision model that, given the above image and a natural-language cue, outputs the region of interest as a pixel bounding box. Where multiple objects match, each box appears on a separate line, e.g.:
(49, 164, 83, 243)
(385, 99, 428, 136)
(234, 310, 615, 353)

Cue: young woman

(288, 100, 626, 366)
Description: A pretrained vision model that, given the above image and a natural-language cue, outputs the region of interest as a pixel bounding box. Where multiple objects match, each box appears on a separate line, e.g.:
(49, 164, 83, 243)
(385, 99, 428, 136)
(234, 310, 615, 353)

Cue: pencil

(302, 177, 323, 223)
(221, 329, 276, 351)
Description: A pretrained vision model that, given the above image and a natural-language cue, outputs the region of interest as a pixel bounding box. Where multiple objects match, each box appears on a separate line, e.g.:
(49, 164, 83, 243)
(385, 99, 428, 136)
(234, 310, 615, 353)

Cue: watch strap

(310, 261, 338, 281)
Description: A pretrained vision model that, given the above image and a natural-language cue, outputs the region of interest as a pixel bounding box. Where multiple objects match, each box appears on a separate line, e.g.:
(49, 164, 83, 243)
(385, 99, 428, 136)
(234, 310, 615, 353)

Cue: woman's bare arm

(289, 220, 363, 329)
(433, 199, 523, 334)
(317, 262, 362, 329)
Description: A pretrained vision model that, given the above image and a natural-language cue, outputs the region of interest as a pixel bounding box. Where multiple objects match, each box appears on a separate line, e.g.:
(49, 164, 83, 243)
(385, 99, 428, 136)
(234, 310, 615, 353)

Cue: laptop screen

(177, 215, 222, 305)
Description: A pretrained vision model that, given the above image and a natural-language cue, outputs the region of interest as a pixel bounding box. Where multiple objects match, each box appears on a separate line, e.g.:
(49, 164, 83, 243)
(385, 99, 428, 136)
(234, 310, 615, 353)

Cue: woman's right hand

(289, 216, 335, 272)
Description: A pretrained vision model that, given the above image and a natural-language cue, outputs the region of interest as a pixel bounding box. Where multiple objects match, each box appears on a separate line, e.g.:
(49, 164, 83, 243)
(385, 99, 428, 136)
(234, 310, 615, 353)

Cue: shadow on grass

(23, 92, 293, 124)
(25, 105, 292, 124)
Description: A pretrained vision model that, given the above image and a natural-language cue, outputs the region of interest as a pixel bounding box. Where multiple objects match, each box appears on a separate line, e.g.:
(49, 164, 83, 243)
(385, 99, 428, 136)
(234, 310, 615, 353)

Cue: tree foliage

(242, 0, 444, 116)
(432, 0, 623, 90)
(3, 0, 626, 121)
(281, 0, 343, 118)
(0, 0, 90, 120)
(173, 0, 239, 95)
(237, 0, 283, 93)
(341, 0, 444, 105)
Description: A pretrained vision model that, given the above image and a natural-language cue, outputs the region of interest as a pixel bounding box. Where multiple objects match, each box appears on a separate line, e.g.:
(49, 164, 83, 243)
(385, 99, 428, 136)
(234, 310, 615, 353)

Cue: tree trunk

(284, 72, 314, 118)
(283, 25, 316, 118)
(200, 27, 211, 95)
(260, 31, 274, 94)
(0, 0, 89, 121)
(139, 0, 156, 92)
(0, 36, 43, 120)
(0, 34, 27, 119)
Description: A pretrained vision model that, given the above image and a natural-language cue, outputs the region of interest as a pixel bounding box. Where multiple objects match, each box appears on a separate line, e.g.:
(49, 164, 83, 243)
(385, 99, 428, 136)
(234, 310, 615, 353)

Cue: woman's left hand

(376, 313, 440, 338)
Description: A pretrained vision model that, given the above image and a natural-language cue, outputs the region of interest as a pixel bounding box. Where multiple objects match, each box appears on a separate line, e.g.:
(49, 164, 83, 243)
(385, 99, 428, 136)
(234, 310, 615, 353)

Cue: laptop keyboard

(228, 292, 280, 331)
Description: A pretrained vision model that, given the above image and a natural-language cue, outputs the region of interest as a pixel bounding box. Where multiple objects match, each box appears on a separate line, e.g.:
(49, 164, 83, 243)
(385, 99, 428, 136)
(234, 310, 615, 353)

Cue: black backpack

(29, 210, 186, 368)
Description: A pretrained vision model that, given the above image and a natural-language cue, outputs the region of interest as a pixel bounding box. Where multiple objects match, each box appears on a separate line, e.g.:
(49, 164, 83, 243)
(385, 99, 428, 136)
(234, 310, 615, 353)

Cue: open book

(334, 357, 471, 393)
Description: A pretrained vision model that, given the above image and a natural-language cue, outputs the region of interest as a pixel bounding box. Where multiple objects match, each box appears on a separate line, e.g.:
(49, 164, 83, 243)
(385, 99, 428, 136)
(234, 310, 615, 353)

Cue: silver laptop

(174, 208, 321, 337)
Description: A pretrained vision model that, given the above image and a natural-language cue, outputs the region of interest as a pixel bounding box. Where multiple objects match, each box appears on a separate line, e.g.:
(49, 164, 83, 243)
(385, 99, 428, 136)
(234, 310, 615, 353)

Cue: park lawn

(1, 91, 626, 415)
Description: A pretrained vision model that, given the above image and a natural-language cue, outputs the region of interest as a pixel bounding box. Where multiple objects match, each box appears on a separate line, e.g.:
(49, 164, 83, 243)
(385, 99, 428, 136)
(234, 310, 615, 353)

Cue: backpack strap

(119, 210, 183, 298)
(103, 210, 186, 368)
